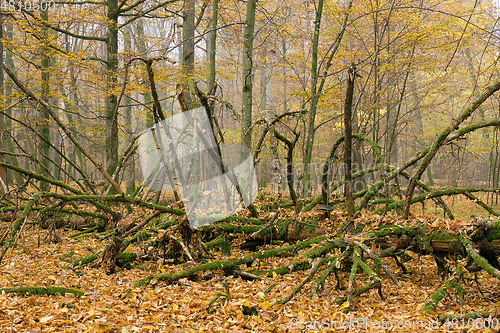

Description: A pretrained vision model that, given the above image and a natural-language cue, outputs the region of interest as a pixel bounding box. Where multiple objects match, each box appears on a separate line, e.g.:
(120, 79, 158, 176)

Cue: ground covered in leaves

(0, 200, 499, 332)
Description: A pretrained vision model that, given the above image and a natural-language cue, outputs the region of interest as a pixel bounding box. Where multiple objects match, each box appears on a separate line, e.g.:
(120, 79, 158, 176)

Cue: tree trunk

(181, 0, 198, 111)
(282, 39, 287, 113)
(241, 0, 257, 149)
(62, 65, 86, 179)
(124, 26, 135, 195)
(302, 0, 324, 197)
(208, 0, 219, 93)
(0, 17, 6, 194)
(3, 23, 22, 185)
(105, 0, 119, 178)
(344, 64, 356, 219)
(135, 18, 154, 126)
(2, 24, 23, 184)
(40, 8, 51, 191)
(371, 0, 380, 163)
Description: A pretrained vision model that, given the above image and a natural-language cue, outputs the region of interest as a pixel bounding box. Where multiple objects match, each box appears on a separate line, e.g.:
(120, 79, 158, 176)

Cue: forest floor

(0, 195, 499, 332)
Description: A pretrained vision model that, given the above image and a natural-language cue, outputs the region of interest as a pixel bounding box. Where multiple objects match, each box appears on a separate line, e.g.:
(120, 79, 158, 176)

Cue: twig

(279, 257, 322, 304)
(353, 240, 400, 287)
(170, 234, 194, 262)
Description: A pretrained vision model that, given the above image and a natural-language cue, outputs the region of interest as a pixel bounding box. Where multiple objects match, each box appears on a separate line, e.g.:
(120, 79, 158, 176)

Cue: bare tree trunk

(274, 129, 299, 210)
(302, 0, 324, 197)
(3, 23, 22, 185)
(40, 8, 51, 191)
(0, 16, 6, 194)
(241, 0, 257, 149)
(124, 26, 135, 195)
(282, 39, 287, 113)
(344, 64, 357, 218)
(371, 0, 380, 162)
(180, 0, 198, 111)
(134, 18, 154, 126)
(105, 0, 119, 179)
(208, 0, 219, 93)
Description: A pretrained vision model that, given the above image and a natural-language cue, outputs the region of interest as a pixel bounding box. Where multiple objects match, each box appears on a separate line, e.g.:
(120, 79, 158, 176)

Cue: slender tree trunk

(181, 0, 198, 111)
(260, 58, 268, 114)
(124, 27, 135, 195)
(274, 129, 299, 210)
(208, 0, 219, 92)
(344, 64, 357, 218)
(183, 0, 195, 75)
(302, 0, 324, 197)
(0, 16, 6, 194)
(135, 19, 154, 126)
(241, 0, 257, 149)
(71, 67, 87, 176)
(40, 9, 51, 191)
(282, 39, 287, 113)
(3, 23, 22, 185)
(105, 0, 119, 178)
(372, 0, 380, 163)
(351, 103, 364, 193)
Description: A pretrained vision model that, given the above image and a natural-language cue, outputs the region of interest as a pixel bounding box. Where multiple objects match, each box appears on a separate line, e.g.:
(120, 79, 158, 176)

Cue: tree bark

(208, 0, 219, 93)
(105, 0, 119, 178)
(344, 64, 356, 219)
(40, 9, 51, 191)
(181, 0, 198, 111)
(3, 23, 23, 185)
(135, 18, 154, 126)
(123, 26, 135, 195)
(241, 0, 257, 149)
(302, 0, 324, 197)
(0, 17, 6, 194)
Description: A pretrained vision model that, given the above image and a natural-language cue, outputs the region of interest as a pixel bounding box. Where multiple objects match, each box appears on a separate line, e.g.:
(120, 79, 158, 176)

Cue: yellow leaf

(40, 315, 54, 323)
(340, 301, 350, 310)
(88, 309, 95, 316)
(259, 301, 271, 309)
(427, 310, 437, 316)
(272, 271, 277, 278)
(60, 307, 69, 313)
(171, 303, 179, 310)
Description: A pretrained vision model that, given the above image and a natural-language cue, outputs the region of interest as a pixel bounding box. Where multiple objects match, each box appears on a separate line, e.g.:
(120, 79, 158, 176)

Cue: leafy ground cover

(0, 206, 499, 332)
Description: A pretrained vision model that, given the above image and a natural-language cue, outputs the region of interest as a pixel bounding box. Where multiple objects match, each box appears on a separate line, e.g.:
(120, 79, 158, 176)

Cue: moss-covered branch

(135, 235, 330, 286)
(423, 267, 463, 313)
(0, 286, 84, 297)
(0, 192, 40, 264)
(460, 235, 500, 279)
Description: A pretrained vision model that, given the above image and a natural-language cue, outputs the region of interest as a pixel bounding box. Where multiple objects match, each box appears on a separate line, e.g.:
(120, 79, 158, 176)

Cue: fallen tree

(132, 212, 500, 317)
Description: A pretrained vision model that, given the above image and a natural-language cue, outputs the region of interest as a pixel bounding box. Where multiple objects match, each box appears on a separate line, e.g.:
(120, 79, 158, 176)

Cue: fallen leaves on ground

(0, 213, 498, 332)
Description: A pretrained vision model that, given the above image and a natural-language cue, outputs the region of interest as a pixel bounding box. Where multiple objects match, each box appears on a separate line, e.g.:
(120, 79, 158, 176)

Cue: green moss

(0, 286, 84, 297)
(486, 221, 500, 241)
(117, 252, 137, 266)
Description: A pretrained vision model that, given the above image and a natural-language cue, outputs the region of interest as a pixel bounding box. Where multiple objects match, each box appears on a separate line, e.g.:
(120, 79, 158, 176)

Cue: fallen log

(0, 286, 84, 297)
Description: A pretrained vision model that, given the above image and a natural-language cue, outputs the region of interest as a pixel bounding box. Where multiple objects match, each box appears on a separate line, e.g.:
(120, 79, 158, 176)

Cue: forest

(0, 0, 499, 331)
